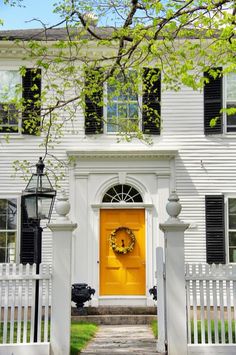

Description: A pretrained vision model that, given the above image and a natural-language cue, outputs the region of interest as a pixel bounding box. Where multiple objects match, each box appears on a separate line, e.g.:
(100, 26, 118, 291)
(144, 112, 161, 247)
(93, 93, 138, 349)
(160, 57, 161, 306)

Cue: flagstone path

(80, 324, 158, 354)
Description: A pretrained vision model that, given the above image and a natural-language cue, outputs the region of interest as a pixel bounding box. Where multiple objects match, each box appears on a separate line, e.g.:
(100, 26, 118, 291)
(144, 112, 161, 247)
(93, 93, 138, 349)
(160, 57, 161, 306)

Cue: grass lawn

(0, 321, 98, 355)
(71, 321, 98, 355)
(151, 319, 236, 343)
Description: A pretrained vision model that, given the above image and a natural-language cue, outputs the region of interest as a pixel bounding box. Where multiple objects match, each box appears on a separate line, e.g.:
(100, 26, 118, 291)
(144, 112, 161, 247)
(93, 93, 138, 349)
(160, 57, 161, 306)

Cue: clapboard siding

(1, 61, 236, 266)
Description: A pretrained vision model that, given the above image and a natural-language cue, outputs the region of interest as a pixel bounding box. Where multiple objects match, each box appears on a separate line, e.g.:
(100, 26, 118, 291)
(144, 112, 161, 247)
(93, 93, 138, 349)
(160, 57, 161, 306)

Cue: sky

(0, 0, 62, 30)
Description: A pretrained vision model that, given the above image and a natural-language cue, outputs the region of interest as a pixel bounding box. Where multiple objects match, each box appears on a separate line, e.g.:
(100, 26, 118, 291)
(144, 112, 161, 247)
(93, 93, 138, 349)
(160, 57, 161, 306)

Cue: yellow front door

(100, 209, 145, 295)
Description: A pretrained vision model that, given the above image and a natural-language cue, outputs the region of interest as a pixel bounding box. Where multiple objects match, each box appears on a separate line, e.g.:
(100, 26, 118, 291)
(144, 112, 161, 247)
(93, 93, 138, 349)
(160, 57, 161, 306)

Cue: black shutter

(22, 68, 41, 135)
(205, 195, 225, 264)
(142, 68, 161, 135)
(20, 196, 35, 264)
(85, 68, 103, 134)
(204, 67, 222, 135)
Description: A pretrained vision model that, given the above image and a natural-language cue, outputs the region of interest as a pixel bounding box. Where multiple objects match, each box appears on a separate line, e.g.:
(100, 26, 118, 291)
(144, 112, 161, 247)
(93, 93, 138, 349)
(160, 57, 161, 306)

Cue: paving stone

(80, 325, 158, 354)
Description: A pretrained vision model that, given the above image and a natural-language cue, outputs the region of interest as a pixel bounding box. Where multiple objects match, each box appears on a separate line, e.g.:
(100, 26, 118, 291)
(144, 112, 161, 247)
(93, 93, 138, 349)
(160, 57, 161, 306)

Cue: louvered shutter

(22, 68, 41, 135)
(142, 68, 161, 135)
(85, 68, 103, 134)
(204, 68, 223, 135)
(20, 196, 35, 264)
(205, 195, 225, 264)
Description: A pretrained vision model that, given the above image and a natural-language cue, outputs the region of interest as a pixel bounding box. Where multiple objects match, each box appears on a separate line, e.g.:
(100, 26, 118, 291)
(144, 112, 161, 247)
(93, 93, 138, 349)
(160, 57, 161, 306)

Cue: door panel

(100, 209, 145, 295)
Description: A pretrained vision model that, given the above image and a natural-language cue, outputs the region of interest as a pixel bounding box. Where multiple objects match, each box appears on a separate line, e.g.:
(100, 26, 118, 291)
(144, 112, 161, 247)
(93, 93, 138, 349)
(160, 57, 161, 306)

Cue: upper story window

(225, 73, 236, 133)
(0, 198, 17, 263)
(102, 184, 143, 203)
(84, 67, 161, 136)
(0, 70, 21, 133)
(105, 71, 140, 133)
(204, 68, 236, 135)
(0, 68, 41, 135)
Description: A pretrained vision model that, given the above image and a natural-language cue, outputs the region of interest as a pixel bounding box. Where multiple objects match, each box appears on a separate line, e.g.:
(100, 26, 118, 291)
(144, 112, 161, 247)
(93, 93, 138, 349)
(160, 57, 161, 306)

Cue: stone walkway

(80, 324, 158, 354)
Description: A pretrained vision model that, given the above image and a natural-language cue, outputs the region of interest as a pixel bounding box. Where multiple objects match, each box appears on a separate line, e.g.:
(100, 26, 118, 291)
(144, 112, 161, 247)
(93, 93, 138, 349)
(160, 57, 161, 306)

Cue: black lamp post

(22, 157, 56, 342)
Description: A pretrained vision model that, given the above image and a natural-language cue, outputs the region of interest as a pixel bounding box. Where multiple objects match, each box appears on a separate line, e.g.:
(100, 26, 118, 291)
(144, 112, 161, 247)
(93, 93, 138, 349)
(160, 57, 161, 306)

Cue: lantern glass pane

(26, 175, 38, 191)
(26, 174, 53, 192)
(38, 196, 53, 220)
(25, 196, 37, 219)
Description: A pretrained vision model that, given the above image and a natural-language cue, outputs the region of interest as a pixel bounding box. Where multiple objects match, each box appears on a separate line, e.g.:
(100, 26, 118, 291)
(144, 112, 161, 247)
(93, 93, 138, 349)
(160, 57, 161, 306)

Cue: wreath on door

(110, 226, 136, 254)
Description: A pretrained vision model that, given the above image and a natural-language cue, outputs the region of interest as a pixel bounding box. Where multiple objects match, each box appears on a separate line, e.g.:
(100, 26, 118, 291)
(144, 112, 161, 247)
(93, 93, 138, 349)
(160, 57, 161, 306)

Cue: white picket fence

(186, 263, 236, 354)
(0, 263, 51, 355)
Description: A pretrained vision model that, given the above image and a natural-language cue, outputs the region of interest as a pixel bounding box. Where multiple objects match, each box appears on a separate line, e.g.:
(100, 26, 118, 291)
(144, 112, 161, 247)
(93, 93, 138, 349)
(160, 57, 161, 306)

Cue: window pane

(102, 184, 143, 203)
(229, 199, 236, 228)
(0, 199, 7, 213)
(227, 104, 236, 132)
(7, 232, 16, 262)
(129, 103, 138, 118)
(0, 248, 6, 263)
(107, 103, 117, 118)
(0, 232, 6, 248)
(0, 70, 21, 101)
(7, 199, 17, 229)
(118, 103, 128, 118)
(107, 119, 118, 132)
(229, 232, 236, 246)
(227, 73, 236, 101)
(0, 199, 17, 263)
(229, 247, 236, 262)
(0, 214, 6, 229)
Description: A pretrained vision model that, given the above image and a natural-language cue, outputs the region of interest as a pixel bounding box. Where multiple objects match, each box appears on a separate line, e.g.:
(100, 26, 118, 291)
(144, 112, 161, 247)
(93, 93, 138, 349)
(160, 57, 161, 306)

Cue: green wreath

(110, 226, 136, 254)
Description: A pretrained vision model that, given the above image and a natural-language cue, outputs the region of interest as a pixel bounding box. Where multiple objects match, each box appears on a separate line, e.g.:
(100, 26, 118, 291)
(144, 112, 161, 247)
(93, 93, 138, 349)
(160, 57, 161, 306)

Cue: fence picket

(192, 264, 198, 344)
(205, 264, 212, 344)
(219, 277, 225, 343)
(212, 275, 219, 344)
(233, 280, 236, 343)
(23, 264, 29, 343)
(30, 264, 36, 343)
(0, 264, 2, 341)
(10, 264, 16, 343)
(226, 279, 232, 343)
(37, 264, 43, 342)
(3, 264, 10, 343)
(199, 264, 205, 344)
(44, 265, 50, 342)
(186, 264, 191, 344)
(17, 264, 23, 343)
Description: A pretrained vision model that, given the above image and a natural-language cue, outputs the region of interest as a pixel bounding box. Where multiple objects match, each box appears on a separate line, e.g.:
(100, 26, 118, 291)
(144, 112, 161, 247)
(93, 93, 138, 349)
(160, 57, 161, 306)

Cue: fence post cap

(55, 190, 70, 221)
(166, 191, 181, 219)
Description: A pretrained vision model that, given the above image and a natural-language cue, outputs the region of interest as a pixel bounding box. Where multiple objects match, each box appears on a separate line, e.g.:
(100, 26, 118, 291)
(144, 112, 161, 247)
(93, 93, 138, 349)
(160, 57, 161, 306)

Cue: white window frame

(223, 73, 236, 134)
(0, 67, 22, 135)
(103, 74, 142, 135)
(0, 194, 20, 263)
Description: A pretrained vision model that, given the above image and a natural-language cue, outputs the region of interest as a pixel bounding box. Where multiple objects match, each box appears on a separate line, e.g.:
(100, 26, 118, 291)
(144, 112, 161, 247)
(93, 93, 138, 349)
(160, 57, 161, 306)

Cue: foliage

(151, 319, 236, 343)
(0, 321, 98, 354)
(1, 0, 236, 183)
(70, 321, 98, 354)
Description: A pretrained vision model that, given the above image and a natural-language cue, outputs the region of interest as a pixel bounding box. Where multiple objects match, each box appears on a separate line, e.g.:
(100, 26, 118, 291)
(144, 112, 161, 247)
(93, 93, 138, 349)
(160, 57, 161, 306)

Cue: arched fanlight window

(102, 184, 143, 203)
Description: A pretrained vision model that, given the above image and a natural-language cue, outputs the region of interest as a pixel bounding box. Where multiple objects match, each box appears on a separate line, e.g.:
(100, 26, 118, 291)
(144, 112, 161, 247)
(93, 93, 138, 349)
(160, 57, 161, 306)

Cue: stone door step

(71, 314, 156, 325)
(72, 306, 156, 316)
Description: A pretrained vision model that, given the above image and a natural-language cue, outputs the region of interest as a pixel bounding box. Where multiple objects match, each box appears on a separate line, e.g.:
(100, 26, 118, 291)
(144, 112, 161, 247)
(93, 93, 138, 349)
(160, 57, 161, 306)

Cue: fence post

(48, 192, 77, 355)
(156, 247, 166, 353)
(159, 192, 189, 355)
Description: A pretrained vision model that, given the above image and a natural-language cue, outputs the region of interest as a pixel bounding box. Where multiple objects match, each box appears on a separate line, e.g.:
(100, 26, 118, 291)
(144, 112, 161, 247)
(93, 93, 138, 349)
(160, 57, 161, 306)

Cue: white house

(0, 28, 235, 307)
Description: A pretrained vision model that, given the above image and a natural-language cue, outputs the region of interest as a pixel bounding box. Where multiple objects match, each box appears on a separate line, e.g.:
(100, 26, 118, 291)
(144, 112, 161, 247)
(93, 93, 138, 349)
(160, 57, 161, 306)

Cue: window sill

(0, 133, 40, 139)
